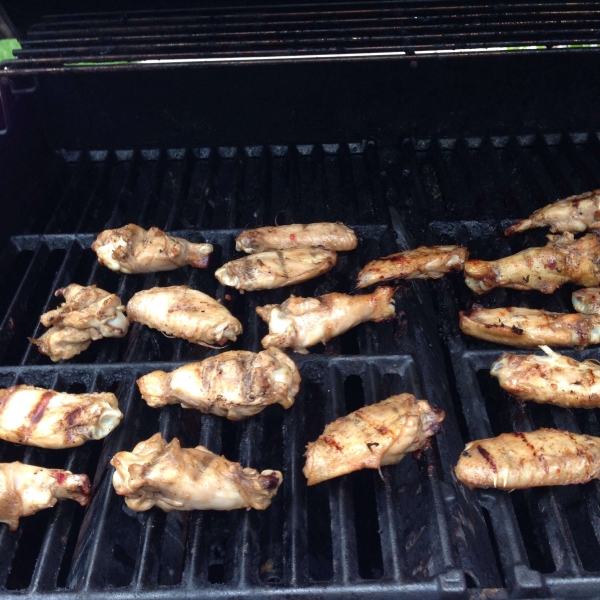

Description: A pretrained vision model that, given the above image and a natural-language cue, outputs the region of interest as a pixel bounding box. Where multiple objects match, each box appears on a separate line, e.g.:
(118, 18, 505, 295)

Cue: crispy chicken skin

(126, 286, 242, 347)
(357, 245, 468, 289)
(0, 462, 90, 530)
(572, 287, 600, 315)
(505, 190, 600, 236)
(492, 345, 600, 408)
(29, 284, 129, 361)
(455, 429, 600, 489)
(111, 433, 282, 512)
(137, 347, 301, 420)
(303, 394, 445, 485)
(215, 247, 337, 292)
(91, 224, 213, 273)
(459, 304, 600, 348)
(465, 233, 600, 294)
(0, 385, 122, 449)
(236, 222, 358, 254)
(256, 286, 395, 354)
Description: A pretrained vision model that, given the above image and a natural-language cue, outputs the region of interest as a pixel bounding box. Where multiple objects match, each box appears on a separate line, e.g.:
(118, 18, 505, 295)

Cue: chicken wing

(0, 385, 122, 449)
(111, 433, 282, 512)
(137, 347, 300, 420)
(491, 345, 600, 408)
(126, 286, 242, 347)
(0, 462, 90, 530)
(92, 224, 213, 273)
(505, 190, 600, 236)
(215, 247, 337, 292)
(455, 429, 600, 489)
(465, 233, 600, 294)
(459, 304, 600, 348)
(29, 284, 129, 361)
(303, 394, 444, 485)
(357, 245, 468, 289)
(256, 286, 395, 354)
(236, 222, 358, 254)
(572, 287, 600, 315)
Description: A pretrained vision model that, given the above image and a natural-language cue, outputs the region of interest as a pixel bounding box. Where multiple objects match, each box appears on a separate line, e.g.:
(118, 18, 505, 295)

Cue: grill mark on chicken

(476, 445, 497, 473)
(29, 391, 55, 425)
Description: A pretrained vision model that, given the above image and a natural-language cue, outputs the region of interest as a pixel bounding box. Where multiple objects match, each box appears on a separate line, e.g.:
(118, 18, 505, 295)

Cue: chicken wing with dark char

(491, 345, 600, 408)
(111, 433, 282, 512)
(137, 347, 300, 420)
(465, 233, 600, 294)
(455, 429, 600, 489)
(505, 190, 600, 235)
(0, 462, 90, 530)
(236, 222, 357, 253)
(459, 305, 600, 348)
(92, 224, 213, 273)
(357, 245, 468, 289)
(303, 393, 445, 485)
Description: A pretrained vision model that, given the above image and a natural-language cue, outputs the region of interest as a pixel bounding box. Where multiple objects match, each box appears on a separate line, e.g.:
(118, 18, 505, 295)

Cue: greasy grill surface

(2, 134, 600, 598)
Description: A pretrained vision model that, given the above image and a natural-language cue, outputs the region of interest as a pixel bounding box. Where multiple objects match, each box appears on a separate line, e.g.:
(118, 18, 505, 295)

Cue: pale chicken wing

(126, 286, 242, 347)
(465, 233, 600, 294)
(0, 462, 90, 530)
(459, 305, 600, 348)
(0, 385, 122, 449)
(137, 347, 300, 420)
(572, 287, 600, 315)
(256, 286, 395, 354)
(215, 247, 336, 292)
(303, 394, 445, 485)
(29, 284, 129, 361)
(357, 245, 468, 289)
(111, 433, 282, 512)
(455, 429, 600, 489)
(505, 190, 600, 235)
(236, 222, 357, 253)
(92, 224, 213, 273)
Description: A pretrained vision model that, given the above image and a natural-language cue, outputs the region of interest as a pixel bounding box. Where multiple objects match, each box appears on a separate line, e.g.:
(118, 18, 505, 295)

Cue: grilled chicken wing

(0, 462, 90, 530)
(459, 304, 600, 348)
(572, 287, 600, 315)
(256, 286, 395, 354)
(236, 222, 358, 254)
(137, 347, 300, 420)
(29, 284, 129, 361)
(215, 247, 337, 292)
(303, 394, 444, 485)
(127, 286, 242, 347)
(92, 224, 213, 273)
(357, 245, 468, 289)
(0, 385, 122, 449)
(465, 233, 600, 294)
(505, 190, 600, 236)
(111, 433, 282, 512)
(491, 345, 600, 408)
(455, 429, 600, 489)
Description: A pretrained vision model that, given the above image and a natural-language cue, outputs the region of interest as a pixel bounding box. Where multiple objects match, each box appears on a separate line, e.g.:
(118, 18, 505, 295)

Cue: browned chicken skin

(111, 433, 282, 512)
(29, 284, 129, 361)
(505, 190, 600, 235)
(92, 224, 213, 273)
(303, 394, 445, 485)
(459, 305, 600, 348)
(235, 222, 357, 253)
(0, 462, 90, 530)
(572, 287, 600, 315)
(465, 233, 600, 294)
(357, 245, 468, 289)
(455, 429, 600, 489)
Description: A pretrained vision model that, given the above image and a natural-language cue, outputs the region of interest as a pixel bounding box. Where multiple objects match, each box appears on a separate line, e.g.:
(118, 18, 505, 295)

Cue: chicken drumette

(0, 462, 90, 530)
(572, 287, 600, 315)
(304, 393, 445, 485)
(29, 284, 129, 361)
(92, 224, 213, 273)
(111, 433, 282, 512)
(137, 347, 300, 420)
